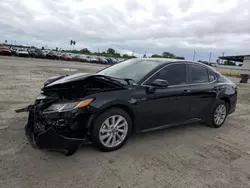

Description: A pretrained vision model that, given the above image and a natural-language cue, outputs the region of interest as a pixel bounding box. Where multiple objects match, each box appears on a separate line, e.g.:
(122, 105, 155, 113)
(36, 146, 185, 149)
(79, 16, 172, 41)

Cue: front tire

(91, 108, 132, 152)
(206, 100, 228, 128)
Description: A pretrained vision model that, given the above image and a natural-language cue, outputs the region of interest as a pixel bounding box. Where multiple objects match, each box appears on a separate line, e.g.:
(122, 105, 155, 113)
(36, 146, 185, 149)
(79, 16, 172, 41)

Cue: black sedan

(29, 49, 46, 59)
(16, 58, 237, 155)
(46, 51, 59, 60)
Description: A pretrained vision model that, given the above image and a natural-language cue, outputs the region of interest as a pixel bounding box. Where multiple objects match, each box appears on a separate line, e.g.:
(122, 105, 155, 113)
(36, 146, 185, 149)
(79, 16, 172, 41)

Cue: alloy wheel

(99, 115, 128, 148)
(214, 104, 227, 125)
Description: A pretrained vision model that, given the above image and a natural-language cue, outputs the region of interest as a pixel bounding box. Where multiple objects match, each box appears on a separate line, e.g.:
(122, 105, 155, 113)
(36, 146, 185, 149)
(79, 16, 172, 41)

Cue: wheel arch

(219, 96, 231, 111)
(88, 102, 136, 134)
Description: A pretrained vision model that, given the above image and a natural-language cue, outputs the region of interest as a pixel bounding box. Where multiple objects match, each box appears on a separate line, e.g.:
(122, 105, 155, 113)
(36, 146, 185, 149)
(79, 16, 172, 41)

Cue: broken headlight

(44, 98, 94, 113)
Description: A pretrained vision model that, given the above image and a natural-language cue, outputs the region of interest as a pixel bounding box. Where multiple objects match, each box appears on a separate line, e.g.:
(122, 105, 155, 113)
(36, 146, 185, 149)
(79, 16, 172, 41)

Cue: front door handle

(182, 89, 191, 95)
(212, 86, 219, 91)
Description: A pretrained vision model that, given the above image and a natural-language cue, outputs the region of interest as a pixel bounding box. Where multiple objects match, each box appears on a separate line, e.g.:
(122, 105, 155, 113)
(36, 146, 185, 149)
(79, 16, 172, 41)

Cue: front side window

(147, 64, 187, 86)
(189, 64, 209, 84)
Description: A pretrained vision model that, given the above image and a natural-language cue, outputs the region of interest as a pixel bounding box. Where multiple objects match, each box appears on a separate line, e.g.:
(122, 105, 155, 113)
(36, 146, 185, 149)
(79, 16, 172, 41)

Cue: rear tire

(91, 108, 132, 152)
(206, 100, 228, 128)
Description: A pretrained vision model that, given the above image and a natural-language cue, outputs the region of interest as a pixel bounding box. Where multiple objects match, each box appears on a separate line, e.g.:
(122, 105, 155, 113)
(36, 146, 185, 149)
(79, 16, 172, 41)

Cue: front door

(136, 63, 191, 130)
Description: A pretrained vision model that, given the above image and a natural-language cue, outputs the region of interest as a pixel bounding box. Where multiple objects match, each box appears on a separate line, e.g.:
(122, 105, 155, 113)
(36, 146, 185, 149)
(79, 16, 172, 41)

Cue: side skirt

(140, 118, 201, 133)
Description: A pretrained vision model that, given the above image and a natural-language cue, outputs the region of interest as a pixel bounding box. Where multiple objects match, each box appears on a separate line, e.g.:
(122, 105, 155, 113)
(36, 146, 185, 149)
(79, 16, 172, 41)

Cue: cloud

(0, 0, 250, 60)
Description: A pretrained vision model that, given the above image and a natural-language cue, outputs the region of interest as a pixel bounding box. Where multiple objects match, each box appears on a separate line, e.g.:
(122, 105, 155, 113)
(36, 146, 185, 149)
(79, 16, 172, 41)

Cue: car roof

(135, 58, 210, 67)
(137, 57, 186, 63)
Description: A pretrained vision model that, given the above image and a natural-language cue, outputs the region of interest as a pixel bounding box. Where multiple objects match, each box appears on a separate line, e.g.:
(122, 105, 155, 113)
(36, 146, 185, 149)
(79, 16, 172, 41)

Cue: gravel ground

(1, 56, 250, 188)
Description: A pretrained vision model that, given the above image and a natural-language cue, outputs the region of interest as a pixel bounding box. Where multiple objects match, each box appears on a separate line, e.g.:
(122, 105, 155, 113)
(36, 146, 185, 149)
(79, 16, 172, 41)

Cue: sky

(0, 0, 250, 61)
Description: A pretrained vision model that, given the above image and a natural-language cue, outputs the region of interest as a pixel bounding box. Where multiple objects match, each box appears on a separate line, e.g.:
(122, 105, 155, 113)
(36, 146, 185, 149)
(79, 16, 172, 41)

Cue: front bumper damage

(18, 105, 91, 156)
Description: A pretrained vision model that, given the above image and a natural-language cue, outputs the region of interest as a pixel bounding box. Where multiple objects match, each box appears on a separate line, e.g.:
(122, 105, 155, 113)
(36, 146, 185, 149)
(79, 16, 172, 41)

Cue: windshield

(98, 58, 160, 82)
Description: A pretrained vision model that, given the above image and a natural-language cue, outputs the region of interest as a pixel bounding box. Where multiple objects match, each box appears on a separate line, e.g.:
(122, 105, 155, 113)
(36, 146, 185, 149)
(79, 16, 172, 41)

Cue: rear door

(187, 63, 218, 119)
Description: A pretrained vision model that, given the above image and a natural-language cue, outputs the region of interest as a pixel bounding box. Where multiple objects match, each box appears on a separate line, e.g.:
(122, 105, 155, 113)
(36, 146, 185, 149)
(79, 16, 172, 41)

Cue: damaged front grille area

(32, 98, 57, 135)
(28, 95, 91, 141)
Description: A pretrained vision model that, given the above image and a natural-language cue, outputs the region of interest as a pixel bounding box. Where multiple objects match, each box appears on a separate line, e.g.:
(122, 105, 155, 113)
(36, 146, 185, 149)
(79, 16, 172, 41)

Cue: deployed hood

(41, 73, 130, 99)
(45, 73, 93, 88)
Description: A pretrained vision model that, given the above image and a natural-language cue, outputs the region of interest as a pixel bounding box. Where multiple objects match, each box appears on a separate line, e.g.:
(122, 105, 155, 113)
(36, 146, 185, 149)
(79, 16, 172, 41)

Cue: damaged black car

(16, 58, 237, 155)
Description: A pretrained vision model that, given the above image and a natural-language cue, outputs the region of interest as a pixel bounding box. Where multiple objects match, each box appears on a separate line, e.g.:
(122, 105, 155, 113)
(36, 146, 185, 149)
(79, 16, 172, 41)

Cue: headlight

(44, 98, 94, 113)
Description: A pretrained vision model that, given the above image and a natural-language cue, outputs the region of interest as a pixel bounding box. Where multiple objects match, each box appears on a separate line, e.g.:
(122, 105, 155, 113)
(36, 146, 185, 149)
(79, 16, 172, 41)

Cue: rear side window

(189, 64, 209, 84)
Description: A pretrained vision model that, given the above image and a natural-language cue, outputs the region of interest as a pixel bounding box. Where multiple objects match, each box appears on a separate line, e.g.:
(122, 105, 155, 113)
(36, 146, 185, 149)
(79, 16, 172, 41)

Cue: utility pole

(193, 50, 196, 61)
(221, 52, 225, 64)
(209, 52, 212, 63)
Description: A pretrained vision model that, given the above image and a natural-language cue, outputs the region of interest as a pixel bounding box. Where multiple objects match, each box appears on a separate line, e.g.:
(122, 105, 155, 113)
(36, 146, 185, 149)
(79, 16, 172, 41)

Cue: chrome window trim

(141, 62, 217, 87)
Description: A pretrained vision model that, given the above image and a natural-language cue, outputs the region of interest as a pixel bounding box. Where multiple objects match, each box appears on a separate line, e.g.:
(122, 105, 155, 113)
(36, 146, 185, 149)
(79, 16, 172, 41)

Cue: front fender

(86, 99, 137, 131)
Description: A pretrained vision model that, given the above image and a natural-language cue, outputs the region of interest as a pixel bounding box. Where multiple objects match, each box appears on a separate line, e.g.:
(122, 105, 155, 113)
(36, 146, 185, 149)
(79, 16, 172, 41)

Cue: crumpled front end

(18, 72, 126, 155)
(24, 99, 93, 155)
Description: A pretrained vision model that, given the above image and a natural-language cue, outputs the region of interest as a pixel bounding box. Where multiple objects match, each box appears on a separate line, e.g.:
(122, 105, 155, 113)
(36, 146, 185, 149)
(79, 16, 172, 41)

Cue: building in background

(220, 55, 250, 83)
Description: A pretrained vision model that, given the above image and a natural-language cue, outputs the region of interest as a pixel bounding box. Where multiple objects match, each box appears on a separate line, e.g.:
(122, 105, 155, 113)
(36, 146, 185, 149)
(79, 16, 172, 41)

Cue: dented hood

(42, 73, 128, 91)
(45, 73, 94, 88)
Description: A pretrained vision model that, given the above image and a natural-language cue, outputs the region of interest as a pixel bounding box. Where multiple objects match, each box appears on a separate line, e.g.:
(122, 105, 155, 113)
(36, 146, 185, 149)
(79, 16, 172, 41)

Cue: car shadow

(75, 122, 209, 156)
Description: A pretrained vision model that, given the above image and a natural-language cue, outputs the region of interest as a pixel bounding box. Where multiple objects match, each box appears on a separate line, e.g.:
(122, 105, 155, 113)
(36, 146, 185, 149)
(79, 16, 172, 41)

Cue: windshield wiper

(97, 75, 135, 85)
(122, 78, 136, 85)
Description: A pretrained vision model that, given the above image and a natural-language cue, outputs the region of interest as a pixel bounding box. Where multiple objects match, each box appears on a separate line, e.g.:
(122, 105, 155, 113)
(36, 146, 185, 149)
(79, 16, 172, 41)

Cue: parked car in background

(90, 56, 99, 63)
(28, 48, 35, 56)
(74, 55, 89, 62)
(17, 58, 237, 155)
(209, 62, 217, 67)
(106, 57, 118, 64)
(42, 50, 50, 56)
(15, 48, 30, 57)
(29, 48, 45, 58)
(46, 51, 59, 60)
(0, 46, 12, 56)
(10, 47, 17, 55)
(97, 57, 109, 64)
(117, 58, 125, 62)
(56, 52, 62, 59)
(60, 54, 72, 61)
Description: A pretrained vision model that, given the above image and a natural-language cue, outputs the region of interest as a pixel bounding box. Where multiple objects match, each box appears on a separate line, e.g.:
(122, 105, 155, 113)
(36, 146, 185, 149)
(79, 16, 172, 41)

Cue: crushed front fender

(25, 110, 87, 156)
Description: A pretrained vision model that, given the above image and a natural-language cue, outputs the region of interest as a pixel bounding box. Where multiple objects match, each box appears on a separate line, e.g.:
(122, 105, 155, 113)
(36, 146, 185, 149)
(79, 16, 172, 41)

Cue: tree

(107, 48, 115, 54)
(55, 47, 58, 51)
(5, 40, 7, 44)
(113, 53, 121, 58)
(175, 56, 185, 60)
(151, 54, 162, 58)
(162, 52, 175, 58)
(122, 54, 129, 58)
(143, 54, 147, 58)
(80, 48, 91, 54)
(41, 46, 44, 50)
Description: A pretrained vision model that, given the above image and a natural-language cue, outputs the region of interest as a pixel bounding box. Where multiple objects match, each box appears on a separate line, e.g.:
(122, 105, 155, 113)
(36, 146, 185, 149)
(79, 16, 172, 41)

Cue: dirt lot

(1, 56, 250, 188)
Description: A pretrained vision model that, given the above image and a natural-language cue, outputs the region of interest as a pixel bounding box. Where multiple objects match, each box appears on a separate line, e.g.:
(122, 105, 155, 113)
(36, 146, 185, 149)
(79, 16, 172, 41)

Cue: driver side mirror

(151, 79, 169, 89)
